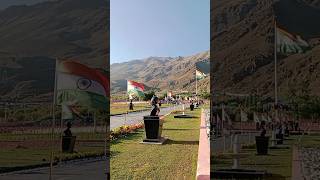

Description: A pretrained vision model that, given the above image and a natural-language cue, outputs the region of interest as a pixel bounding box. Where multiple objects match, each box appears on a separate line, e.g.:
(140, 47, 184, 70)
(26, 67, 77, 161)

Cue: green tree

(143, 91, 155, 101)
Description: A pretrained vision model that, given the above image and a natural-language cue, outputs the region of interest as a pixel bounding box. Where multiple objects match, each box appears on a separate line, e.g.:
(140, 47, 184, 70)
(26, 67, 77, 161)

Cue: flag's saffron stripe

(128, 80, 144, 91)
(59, 61, 109, 94)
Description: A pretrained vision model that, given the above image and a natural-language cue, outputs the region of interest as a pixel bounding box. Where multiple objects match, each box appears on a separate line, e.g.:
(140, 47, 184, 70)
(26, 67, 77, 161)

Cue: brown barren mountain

(111, 51, 210, 94)
(0, 0, 108, 101)
(212, 0, 320, 100)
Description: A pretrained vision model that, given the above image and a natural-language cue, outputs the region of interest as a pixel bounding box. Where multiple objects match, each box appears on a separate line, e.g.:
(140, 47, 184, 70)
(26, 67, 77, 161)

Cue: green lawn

(298, 133, 320, 148)
(110, 109, 201, 179)
(211, 134, 315, 180)
(0, 132, 106, 171)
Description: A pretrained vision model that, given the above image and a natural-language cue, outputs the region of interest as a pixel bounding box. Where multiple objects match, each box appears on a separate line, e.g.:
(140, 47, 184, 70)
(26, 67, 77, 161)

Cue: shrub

(110, 123, 144, 140)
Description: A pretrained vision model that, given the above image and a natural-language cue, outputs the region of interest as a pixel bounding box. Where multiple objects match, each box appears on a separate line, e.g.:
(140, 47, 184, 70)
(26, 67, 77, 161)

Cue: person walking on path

(129, 99, 134, 110)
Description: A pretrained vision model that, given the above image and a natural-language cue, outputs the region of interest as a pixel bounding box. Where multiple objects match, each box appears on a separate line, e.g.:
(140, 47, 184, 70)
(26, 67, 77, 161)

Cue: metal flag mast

(274, 16, 279, 122)
(195, 69, 198, 102)
(272, 16, 278, 147)
(49, 58, 58, 180)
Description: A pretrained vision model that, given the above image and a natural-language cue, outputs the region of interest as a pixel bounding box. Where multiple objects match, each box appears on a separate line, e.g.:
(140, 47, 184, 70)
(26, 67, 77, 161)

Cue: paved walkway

(110, 104, 182, 129)
(292, 146, 304, 180)
(0, 158, 108, 180)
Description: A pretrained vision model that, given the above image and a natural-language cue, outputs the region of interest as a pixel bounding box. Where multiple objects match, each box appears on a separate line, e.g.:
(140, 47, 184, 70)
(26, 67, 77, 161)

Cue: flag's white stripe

(196, 70, 206, 76)
(57, 72, 106, 97)
(127, 84, 143, 92)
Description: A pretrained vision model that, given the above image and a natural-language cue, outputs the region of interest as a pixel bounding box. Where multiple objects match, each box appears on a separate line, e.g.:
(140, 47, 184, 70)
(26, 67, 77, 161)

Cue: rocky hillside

(0, 0, 57, 9)
(211, 0, 320, 100)
(0, 0, 108, 101)
(111, 51, 210, 94)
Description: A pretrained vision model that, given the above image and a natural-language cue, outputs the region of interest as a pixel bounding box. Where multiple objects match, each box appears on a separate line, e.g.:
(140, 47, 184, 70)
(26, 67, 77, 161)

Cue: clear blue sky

(110, 0, 210, 64)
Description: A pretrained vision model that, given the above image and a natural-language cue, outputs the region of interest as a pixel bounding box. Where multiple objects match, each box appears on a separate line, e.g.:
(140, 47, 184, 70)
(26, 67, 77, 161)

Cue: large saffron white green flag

(277, 26, 309, 55)
(196, 69, 207, 80)
(56, 60, 109, 109)
(127, 80, 145, 98)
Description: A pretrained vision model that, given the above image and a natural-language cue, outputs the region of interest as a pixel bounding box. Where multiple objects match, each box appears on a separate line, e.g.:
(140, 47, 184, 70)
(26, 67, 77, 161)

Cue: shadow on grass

(163, 128, 197, 131)
(241, 163, 281, 166)
(0, 163, 52, 174)
(110, 150, 120, 158)
(165, 139, 199, 145)
(111, 132, 142, 145)
(265, 173, 287, 180)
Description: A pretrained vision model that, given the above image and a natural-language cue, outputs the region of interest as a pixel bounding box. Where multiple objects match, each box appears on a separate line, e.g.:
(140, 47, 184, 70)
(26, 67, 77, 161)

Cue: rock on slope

(111, 51, 210, 94)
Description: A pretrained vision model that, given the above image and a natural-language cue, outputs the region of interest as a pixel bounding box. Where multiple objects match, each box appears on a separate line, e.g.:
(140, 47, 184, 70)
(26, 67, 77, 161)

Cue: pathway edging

(196, 109, 210, 180)
(292, 146, 304, 180)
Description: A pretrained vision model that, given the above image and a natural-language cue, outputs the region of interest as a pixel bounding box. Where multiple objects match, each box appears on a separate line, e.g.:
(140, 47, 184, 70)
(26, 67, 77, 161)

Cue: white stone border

(196, 109, 210, 180)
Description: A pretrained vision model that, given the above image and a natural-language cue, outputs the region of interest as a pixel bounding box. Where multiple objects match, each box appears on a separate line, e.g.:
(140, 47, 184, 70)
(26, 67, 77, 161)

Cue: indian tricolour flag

(127, 80, 145, 98)
(196, 69, 207, 80)
(56, 60, 109, 109)
(277, 26, 309, 55)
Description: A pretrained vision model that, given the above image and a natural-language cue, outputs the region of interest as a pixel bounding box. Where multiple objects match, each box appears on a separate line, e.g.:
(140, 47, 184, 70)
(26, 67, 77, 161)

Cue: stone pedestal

(141, 116, 167, 144)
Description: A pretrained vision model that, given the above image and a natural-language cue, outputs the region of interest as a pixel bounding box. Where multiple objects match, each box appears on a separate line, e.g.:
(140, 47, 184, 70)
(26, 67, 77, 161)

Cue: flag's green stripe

(57, 90, 108, 110)
(127, 89, 145, 97)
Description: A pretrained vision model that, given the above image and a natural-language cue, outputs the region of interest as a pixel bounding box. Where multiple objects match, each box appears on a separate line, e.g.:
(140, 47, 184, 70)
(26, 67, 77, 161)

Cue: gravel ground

(301, 147, 320, 180)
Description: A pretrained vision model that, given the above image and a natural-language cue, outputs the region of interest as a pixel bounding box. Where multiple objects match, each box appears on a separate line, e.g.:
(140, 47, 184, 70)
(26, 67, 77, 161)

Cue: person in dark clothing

(150, 95, 160, 116)
(64, 122, 72, 137)
(129, 99, 134, 110)
(190, 100, 194, 111)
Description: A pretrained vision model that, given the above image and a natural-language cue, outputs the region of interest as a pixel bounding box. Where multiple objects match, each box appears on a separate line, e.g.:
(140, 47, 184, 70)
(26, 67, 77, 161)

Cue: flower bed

(110, 123, 144, 140)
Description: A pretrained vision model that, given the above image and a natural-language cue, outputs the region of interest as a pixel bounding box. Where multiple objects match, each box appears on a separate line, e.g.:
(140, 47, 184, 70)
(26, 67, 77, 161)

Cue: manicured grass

(0, 132, 106, 170)
(298, 133, 320, 148)
(211, 135, 314, 180)
(110, 109, 201, 179)
(110, 102, 172, 115)
(212, 149, 292, 179)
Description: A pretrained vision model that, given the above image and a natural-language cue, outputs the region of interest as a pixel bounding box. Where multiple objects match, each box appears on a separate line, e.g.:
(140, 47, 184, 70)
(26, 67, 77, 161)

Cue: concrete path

(110, 104, 182, 130)
(292, 146, 304, 180)
(0, 158, 108, 180)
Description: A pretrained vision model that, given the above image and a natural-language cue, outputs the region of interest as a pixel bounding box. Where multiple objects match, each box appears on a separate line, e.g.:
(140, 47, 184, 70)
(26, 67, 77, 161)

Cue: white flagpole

(274, 17, 279, 123)
(195, 70, 198, 102)
(50, 58, 58, 180)
(4, 103, 7, 122)
(93, 111, 96, 133)
(104, 109, 108, 175)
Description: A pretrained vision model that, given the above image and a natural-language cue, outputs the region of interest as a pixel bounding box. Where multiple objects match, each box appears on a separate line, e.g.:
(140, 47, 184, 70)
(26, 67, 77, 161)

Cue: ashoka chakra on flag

(56, 60, 109, 109)
(127, 80, 145, 98)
